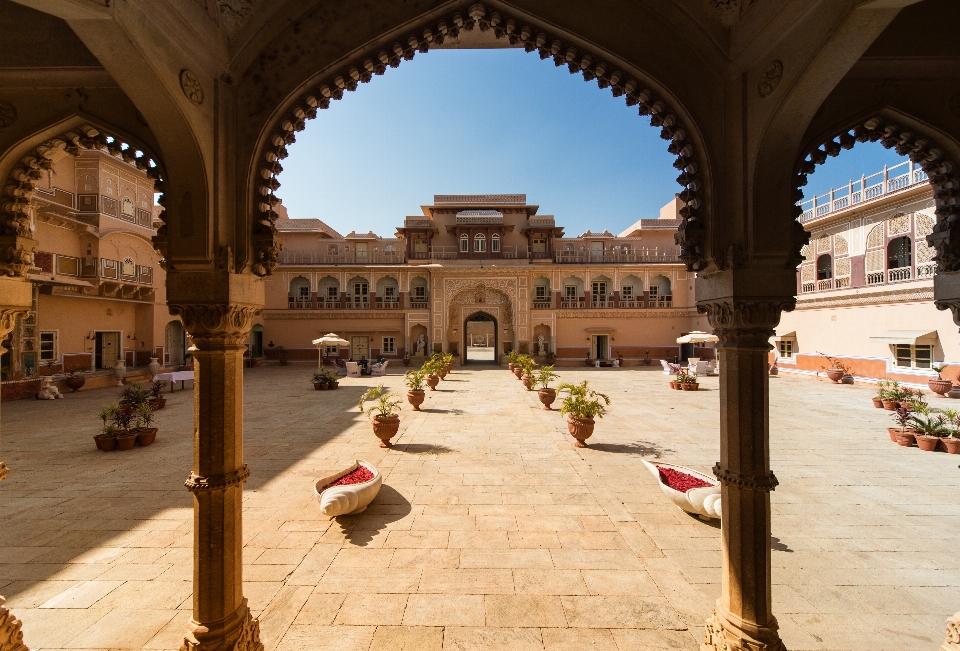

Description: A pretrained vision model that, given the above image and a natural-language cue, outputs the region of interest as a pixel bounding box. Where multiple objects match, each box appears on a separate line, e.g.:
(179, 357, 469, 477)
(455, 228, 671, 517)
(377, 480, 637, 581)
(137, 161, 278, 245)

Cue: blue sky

(279, 49, 906, 236)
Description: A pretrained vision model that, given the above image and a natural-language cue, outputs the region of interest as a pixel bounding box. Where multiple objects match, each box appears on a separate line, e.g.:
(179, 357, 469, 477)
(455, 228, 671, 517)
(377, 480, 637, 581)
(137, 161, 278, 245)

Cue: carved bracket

(697, 298, 795, 348)
(185, 465, 251, 492)
(255, 3, 710, 275)
(169, 303, 262, 345)
(0, 597, 28, 651)
(713, 463, 779, 492)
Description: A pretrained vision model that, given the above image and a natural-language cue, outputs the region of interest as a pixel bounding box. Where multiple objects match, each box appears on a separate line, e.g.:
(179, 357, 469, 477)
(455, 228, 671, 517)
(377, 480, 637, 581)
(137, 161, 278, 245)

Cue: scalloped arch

(793, 114, 959, 273)
(248, 2, 711, 277)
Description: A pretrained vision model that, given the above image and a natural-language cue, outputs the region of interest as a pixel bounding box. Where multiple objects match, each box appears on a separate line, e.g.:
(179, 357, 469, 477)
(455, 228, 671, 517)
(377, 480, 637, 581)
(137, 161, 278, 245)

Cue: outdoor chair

(333, 358, 348, 377)
(345, 361, 361, 378)
(370, 360, 388, 376)
(661, 359, 679, 375)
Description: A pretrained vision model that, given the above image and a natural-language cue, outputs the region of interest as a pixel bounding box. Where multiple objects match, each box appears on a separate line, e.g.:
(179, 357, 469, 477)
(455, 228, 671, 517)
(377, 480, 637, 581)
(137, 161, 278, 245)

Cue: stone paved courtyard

(1, 365, 958, 650)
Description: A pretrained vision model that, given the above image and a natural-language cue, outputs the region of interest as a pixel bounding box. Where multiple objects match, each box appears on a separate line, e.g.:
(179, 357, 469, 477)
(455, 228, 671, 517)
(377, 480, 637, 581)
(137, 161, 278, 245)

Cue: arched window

(816, 254, 832, 280)
(459, 233, 469, 253)
(288, 276, 311, 308)
(474, 233, 486, 252)
(888, 236, 911, 269)
(491, 233, 500, 253)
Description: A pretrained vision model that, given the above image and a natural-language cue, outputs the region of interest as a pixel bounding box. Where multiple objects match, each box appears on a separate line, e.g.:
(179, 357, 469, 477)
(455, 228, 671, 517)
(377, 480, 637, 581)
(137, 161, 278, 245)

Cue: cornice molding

(263, 310, 404, 320)
(557, 309, 698, 318)
(796, 285, 933, 309)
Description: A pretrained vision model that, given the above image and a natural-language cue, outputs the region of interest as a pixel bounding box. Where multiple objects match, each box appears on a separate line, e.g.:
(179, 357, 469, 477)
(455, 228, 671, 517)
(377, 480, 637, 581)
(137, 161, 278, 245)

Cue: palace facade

(258, 194, 713, 366)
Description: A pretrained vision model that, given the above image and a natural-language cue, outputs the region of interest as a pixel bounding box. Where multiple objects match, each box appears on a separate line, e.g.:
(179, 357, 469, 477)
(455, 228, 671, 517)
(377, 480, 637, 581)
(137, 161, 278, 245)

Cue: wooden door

(99, 331, 120, 369)
(351, 336, 369, 360)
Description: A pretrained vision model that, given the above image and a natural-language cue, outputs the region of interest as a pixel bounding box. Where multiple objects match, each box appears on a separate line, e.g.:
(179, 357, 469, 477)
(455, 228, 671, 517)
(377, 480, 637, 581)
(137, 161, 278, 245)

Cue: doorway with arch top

(464, 312, 497, 364)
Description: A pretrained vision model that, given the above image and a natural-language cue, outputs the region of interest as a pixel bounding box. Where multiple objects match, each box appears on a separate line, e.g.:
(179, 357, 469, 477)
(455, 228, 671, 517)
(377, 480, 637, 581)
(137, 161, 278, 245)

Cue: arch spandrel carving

(445, 280, 514, 327)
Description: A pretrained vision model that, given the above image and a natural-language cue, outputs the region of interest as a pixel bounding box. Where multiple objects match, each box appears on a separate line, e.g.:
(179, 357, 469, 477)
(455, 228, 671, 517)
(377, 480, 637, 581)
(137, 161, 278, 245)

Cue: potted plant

(929, 365, 952, 397)
(358, 383, 402, 447)
(442, 352, 454, 375)
(404, 368, 427, 410)
(134, 401, 158, 446)
(909, 410, 949, 451)
(327, 369, 340, 389)
(900, 387, 926, 411)
(819, 353, 850, 383)
(881, 380, 902, 410)
(507, 349, 519, 372)
(402, 352, 411, 367)
(113, 404, 138, 451)
(520, 356, 538, 391)
(890, 406, 916, 446)
(535, 365, 560, 409)
(678, 369, 700, 391)
(642, 350, 652, 366)
(149, 379, 167, 409)
(95, 403, 119, 451)
(941, 410, 960, 454)
(64, 370, 86, 392)
(558, 380, 610, 448)
(422, 359, 441, 390)
(312, 372, 329, 390)
(513, 355, 528, 379)
(872, 380, 890, 409)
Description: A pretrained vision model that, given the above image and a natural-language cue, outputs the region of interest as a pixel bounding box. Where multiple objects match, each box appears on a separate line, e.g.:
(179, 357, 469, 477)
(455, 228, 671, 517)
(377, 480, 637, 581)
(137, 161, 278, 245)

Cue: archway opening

(464, 311, 497, 364)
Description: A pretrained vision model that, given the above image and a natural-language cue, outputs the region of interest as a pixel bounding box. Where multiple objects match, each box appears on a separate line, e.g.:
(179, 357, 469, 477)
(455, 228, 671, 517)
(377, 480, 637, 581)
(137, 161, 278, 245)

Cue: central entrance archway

(464, 312, 497, 364)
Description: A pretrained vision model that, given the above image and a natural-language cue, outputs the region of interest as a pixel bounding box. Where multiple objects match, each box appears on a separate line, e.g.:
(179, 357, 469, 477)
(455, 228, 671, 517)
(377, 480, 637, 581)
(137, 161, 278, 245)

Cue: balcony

(532, 299, 553, 309)
(346, 298, 370, 309)
(288, 298, 312, 309)
(560, 298, 585, 309)
(798, 160, 928, 224)
(409, 300, 428, 309)
(590, 296, 615, 308)
(375, 297, 400, 309)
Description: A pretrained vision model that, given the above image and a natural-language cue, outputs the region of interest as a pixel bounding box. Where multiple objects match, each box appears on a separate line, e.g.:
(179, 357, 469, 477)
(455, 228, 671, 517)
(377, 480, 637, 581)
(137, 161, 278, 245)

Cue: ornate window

(120, 257, 136, 280)
(888, 236, 911, 269)
(382, 337, 395, 354)
(459, 234, 469, 253)
(491, 233, 500, 253)
(474, 233, 486, 252)
(121, 196, 135, 217)
(915, 214, 936, 277)
(816, 254, 832, 280)
(894, 344, 932, 369)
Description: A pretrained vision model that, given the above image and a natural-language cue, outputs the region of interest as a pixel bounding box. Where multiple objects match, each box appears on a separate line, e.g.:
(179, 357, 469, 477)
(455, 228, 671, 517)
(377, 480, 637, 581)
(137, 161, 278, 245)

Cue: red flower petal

(657, 467, 712, 492)
(324, 466, 374, 490)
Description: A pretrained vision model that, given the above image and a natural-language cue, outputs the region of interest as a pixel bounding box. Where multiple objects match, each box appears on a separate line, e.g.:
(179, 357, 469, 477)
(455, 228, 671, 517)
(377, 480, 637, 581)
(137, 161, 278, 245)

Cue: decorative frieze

(0, 597, 28, 651)
(797, 286, 933, 309)
(169, 303, 262, 344)
(185, 465, 251, 493)
(263, 310, 403, 320)
(557, 310, 698, 318)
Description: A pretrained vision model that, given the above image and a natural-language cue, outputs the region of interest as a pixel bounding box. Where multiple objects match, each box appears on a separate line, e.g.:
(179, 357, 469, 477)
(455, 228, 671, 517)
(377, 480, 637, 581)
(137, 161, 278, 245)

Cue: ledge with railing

(552, 296, 673, 309)
(554, 246, 681, 264)
(280, 250, 406, 265)
(801, 263, 935, 292)
(798, 160, 929, 224)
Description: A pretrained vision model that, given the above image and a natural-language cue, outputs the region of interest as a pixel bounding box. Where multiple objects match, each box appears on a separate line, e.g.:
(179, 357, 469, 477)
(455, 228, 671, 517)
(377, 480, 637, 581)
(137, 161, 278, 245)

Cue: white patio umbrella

(676, 331, 719, 344)
(312, 333, 350, 369)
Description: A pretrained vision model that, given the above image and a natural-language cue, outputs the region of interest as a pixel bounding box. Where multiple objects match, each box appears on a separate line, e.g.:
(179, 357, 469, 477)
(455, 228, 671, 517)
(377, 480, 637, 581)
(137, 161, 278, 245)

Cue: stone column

(0, 281, 33, 651)
(170, 303, 264, 651)
(943, 614, 960, 651)
(699, 296, 793, 651)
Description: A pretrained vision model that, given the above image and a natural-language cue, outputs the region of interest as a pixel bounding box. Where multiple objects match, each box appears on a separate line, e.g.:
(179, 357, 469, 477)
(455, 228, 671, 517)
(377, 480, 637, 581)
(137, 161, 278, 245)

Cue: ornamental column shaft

(699, 295, 791, 651)
(173, 303, 263, 651)
(0, 278, 34, 651)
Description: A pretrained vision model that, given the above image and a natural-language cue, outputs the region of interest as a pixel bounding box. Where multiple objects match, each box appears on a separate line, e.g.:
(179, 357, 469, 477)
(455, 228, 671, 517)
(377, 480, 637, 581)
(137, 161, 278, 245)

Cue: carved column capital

(943, 612, 960, 651)
(697, 297, 795, 348)
(0, 307, 29, 341)
(703, 607, 785, 651)
(169, 303, 262, 347)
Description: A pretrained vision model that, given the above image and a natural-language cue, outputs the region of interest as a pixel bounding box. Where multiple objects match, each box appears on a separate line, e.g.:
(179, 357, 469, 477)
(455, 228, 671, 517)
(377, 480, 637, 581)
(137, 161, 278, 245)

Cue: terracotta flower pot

(928, 378, 953, 397)
(64, 375, 86, 392)
(895, 431, 916, 447)
(444, 363, 453, 374)
(407, 389, 425, 411)
(403, 358, 411, 367)
(508, 363, 515, 372)
(881, 399, 899, 411)
(566, 415, 595, 448)
(825, 369, 845, 383)
(426, 374, 440, 391)
(136, 428, 158, 446)
(94, 434, 117, 451)
(538, 388, 556, 410)
(513, 368, 523, 379)
(888, 427, 917, 442)
(669, 381, 678, 390)
(521, 375, 533, 390)
(943, 437, 960, 454)
(681, 383, 699, 391)
(372, 414, 400, 447)
(642, 359, 652, 366)
(330, 381, 339, 389)
(150, 398, 167, 410)
(313, 383, 324, 390)
(439, 369, 449, 380)
(116, 433, 137, 451)
(872, 398, 884, 408)
(916, 435, 941, 451)
(769, 366, 778, 376)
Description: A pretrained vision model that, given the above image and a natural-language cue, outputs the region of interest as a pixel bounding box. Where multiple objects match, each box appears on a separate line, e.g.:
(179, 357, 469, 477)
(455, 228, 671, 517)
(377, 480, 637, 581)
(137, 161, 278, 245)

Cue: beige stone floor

(1, 365, 958, 650)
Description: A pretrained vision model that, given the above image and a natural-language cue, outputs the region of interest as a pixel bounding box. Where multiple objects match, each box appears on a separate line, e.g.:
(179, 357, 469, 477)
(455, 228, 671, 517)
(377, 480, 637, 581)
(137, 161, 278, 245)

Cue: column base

(942, 612, 960, 651)
(182, 600, 263, 651)
(702, 607, 786, 651)
(0, 597, 29, 651)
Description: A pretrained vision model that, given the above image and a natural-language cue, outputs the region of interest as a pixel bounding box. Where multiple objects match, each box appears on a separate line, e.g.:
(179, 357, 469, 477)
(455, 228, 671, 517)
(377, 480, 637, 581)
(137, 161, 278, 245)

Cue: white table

(153, 371, 195, 392)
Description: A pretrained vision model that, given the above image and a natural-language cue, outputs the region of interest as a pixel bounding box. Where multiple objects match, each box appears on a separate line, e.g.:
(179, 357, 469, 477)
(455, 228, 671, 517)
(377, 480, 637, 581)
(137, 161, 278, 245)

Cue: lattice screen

(865, 224, 884, 249)
(835, 257, 851, 277)
(800, 244, 813, 261)
(816, 235, 831, 253)
(800, 265, 814, 281)
(888, 213, 910, 236)
(865, 249, 884, 272)
(833, 234, 849, 256)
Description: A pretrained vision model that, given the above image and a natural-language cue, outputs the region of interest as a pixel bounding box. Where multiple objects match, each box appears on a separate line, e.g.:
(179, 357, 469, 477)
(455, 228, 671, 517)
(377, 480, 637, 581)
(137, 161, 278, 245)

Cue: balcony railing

(918, 263, 935, 278)
(532, 299, 553, 309)
(554, 246, 681, 264)
(375, 298, 400, 309)
(347, 298, 370, 309)
(620, 299, 642, 308)
(280, 250, 405, 265)
(590, 296, 615, 308)
(888, 267, 912, 282)
(409, 300, 428, 309)
(649, 297, 672, 308)
(560, 298, 585, 309)
(316, 299, 339, 309)
(798, 160, 929, 223)
(288, 298, 312, 309)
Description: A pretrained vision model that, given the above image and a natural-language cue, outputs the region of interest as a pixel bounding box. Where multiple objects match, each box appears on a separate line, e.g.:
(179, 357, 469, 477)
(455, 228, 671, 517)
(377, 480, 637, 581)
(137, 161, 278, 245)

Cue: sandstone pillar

(171, 303, 264, 651)
(699, 294, 792, 651)
(0, 278, 33, 651)
(943, 613, 960, 651)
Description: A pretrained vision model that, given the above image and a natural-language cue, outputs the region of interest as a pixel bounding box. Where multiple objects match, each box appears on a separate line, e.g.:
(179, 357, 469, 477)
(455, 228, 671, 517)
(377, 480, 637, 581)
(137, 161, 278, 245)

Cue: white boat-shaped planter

(314, 459, 382, 517)
(641, 459, 721, 521)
